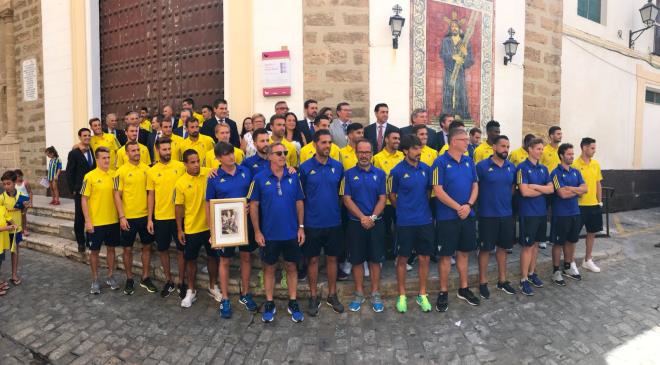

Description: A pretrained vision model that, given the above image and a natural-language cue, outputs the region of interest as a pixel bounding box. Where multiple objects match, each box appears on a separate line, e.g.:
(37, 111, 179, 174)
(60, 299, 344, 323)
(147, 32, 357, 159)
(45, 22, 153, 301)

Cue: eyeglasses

(276, 180, 282, 196)
(271, 150, 288, 157)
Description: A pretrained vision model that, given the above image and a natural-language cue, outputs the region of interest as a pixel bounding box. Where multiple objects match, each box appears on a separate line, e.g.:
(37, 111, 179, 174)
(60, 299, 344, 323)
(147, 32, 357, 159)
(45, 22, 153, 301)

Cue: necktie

(377, 125, 384, 151)
(183, 130, 188, 139)
(309, 121, 315, 134)
(342, 123, 348, 135)
(86, 150, 93, 167)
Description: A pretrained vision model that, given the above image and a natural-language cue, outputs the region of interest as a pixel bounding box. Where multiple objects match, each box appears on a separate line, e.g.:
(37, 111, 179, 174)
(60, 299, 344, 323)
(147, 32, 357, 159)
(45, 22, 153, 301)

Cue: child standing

(14, 169, 32, 237)
(0, 203, 17, 296)
(1, 171, 25, 286)
(45, 146, 62, 205)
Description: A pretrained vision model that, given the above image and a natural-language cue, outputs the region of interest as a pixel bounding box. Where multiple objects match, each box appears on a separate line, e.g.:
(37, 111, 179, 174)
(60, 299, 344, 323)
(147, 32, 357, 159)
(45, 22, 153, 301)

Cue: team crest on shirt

(447, 164, 452, 168)
(288, 178, 292, 184)
(465, 162, 470, 167)
(331, 168, 335, 174)
(253, 164, 258, 168)
(507, 167, 511, 172)
(220, 178, 226, 183)
(421, 171, 426, 176)
(403, 173, 410, 179)
(373, 175, 377, 181)
(310, 170, 316, 175)
(265, 181, 272, 186)
(187, 184, 192, 189)
(128, 173, 132, 177)
(528, 170, 532, 173)
(97, 179, 102, 183)
(353, 176, 359, 180)
(562, 174, 566, 178)
(241, 173, 246, 178)
(488, 167, 493, 172)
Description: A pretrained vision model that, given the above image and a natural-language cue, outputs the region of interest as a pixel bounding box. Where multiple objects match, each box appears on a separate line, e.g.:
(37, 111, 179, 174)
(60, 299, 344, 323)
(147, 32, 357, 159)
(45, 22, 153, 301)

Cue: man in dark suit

(66, 127, 96, 253)
(200, 98, 240, 147)
(436, 113, 454, 152)
(146, 114, 163, 162)
(125, 111, 149, 145)
(297, 99, 318, 143)
(400, 108, 442, 151)
(363, 103, 400, 154)
(103, 113, 127, 146)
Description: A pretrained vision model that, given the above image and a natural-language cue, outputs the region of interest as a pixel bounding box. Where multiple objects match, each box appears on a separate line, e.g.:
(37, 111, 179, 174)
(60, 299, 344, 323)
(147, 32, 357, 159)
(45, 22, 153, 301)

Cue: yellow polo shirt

(174, 167, 211, 234)
(146, 160, 185, 220)
(439, 144, 469, 156)
(204, 147, 245, 169)
(508, 147, 528, 167)
(572, 156, 603, 206)
(177, 112, 205, 128)
(541, 144, 560, 171)
(339, 145, 358, 171)
(81, 168, 118, 226)
(180, 135, 215, 161)
(269, 136, 298, 167)
(473, 142, 493, 163)
(299, 142, 341, 164)
(114, 162, 150, 219)
(373, 149, 404, 205)
(116, 143, 152, 168)
(420, 145, 438, 167)
(140, 119, 152, 132)
(90, 133, 121, 171)
(0, 206, 12, 252)
(0, 192, 22, 232)
(154, 134, 184, 162)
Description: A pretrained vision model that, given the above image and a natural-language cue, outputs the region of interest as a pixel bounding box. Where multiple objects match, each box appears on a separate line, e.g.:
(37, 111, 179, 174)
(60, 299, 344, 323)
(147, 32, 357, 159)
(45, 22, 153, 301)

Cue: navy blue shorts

(436, 217, 477, 256)
(260, 239, 300, 265)
(580, 205, 603, 233)
(154, 219, 183, 252)
(302, 226, 343, 258)
(396, 223, 434, 257)
(8, 232, 22, 247)
(551, 215, 582, 245)
(120, 217, 155, 247)
(88, 223, 120, 251)
(519, 216, 547, 247)
(478, 216, 515, 251)
(346, 219, 385, 265)
(184, 230, 219, 260)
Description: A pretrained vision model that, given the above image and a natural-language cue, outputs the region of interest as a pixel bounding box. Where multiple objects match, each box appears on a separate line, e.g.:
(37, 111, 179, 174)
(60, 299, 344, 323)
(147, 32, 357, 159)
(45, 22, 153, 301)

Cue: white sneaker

(562, 262, 582, 281)
(340, 261, 352, 275)
(208, 286, 222, 302)
(539, 242, 547, 249)
(552, 270, 566, 286)
(181, 289, 197, 308)
(364, 262, 370, 278)
(451, 256, 456, 265)
(406, 263, 413, 272)
(201, 266, 209, 274)
(582, 259, 601, 273)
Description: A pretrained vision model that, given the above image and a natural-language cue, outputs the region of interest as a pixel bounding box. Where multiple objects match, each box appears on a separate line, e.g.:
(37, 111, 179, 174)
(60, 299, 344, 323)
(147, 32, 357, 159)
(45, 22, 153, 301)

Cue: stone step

(29, 195, 75, 221)
(26, 214, 75, 241)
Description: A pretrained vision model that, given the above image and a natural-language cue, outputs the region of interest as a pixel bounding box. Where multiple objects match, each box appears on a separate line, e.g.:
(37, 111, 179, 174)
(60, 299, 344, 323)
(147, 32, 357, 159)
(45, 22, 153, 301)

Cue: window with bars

(578, 0, 602, 23)
(646, 89, 660, 105)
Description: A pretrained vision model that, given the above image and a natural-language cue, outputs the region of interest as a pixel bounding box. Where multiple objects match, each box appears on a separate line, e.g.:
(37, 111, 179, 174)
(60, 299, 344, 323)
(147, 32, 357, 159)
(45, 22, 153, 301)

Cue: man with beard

(541, 126, 562, 171)
(299, 115, 341, 164)
(297, 99, 318, 143)
(242, 129, 271, 177)
(153, 118, 184, 162)
(89, 117, 121, 172)
(180, 118, 215, 160)
(116, 125, 151, 168)
(473, 120, 501, 163)
(412, 124, 439, 167)
(268, 114, 299, 168)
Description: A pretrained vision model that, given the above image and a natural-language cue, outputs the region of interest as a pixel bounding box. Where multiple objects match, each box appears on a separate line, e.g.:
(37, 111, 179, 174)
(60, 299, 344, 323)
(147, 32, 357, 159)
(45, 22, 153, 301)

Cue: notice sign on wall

(22, 58, 38, 102)
(262, 50, 291, 96)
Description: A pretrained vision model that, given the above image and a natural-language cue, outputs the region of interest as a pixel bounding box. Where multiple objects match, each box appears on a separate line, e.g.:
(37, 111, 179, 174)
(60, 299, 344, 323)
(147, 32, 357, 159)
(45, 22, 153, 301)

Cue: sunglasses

(271, 150, 288, 157)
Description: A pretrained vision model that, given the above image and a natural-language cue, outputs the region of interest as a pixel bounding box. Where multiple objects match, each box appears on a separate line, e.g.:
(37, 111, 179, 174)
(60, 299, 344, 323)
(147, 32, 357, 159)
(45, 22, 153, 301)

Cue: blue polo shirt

(516, 158, 551, 217)
(299, 157, 343, 228)
(550, 165, 584, 217)
(389, 160, 432, 226)
(431, 151, 477, 221)
(247, 168, 304, 241)
(341, 165, 386, 221)
(206, 164, 252, 200)
(476, 157, 516, 218)
(242, 154, 269, 177)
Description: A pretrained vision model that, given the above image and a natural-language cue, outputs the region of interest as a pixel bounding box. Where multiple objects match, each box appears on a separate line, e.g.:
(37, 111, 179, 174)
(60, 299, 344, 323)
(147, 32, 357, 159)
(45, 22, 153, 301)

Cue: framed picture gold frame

(209, 198, 248, 248)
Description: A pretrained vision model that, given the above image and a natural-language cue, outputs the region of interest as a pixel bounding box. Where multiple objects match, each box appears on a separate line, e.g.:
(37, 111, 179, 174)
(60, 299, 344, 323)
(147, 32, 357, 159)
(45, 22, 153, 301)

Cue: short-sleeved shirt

(340, 165, 386, 221)
(473, 142, 494, 163)
(90, 133, 121, 171)
(140, 119, 152, 132)
(81, 168, 118, 226)
(180, 135, 215, 160)
(439, 144, 469, 156)
(47, 157, 62, 181)
(572, 156, 603, 207)
(299, 142, 342, 164)
(0, 206, 13, 252)
(431, 152, 478, 221)
(177, 112, 205, 128)
(206, 164, 252, 200)
(146, 161, 185, 220)
(204, 147, 245, 169)
(508, 147, 528, 167)
(247, 168, 305, 240)
(269, 137, 299, 167)
(116, 143, 152, 169)
(420, 145, 438, 167)
(373, 149, 404, 205)
(516, 159, 551, 217)
(476, 157, 516, 217)
(299, 157, 343, 228)
(242, 154, 270, 177)
(0, 192, 22, 231)
(551, 165, 585, 216)
(174, 167, 211, 234)
(339, 144, 358, 171)
(541, 144, 560, 172)
(154, 134, 184, 162)
(114, 162, 150, 219)
(388, 160, 432, 226)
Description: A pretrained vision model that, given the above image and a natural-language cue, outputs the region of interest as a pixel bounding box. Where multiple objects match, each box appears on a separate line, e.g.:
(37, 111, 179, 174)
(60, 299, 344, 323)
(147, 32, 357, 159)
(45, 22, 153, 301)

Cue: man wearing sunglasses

(248, 142, 305, 323)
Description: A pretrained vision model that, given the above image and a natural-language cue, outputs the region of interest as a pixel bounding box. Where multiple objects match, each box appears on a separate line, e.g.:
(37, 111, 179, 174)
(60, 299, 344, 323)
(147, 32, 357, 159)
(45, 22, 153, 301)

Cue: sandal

(0, 289, 7, 296)
(10, 278, 21, 286)
(0, 281, 9, 290)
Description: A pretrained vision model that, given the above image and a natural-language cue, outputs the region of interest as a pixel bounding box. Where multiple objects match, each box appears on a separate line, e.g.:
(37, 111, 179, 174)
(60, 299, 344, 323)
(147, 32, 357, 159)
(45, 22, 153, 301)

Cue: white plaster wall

(86, 0, 101, 118)
(41, 0, 74, 167)
(641, 101, 660, 169)
(368, 0, 410, 128)
(493, 0, 525, 149)
(251, 1, 304, 117)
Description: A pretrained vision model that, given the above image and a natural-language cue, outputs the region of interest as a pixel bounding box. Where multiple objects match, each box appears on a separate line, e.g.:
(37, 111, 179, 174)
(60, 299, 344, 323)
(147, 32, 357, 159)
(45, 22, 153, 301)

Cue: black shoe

(123, 279, 135, 295)
(457, 288, 480, 306)
(140, 277, 158, 293)
(430, 255, 438, 263)
(435, 292, 448, 312)
(478, 284, 490, 299)
(326, 293, 345, 313)
(496, 281, 516, 295)
(407, 255, 417, 266)
(178, 282, 188, 299)
(655, 242, 660, 248)
(78, 244, 86, 253)
(337, 269, 349, 281)
(161, 281, 175, 298)
(298, 268, 307, 282)
(308, 296, 320, 317)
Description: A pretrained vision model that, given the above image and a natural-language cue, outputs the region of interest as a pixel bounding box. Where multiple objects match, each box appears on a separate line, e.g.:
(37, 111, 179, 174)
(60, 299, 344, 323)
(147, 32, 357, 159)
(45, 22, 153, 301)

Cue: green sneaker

(416, 294, 432, 312)
(258, 271, 264, 290)
(280, 270, 288, 289)
(396, 295, 407, 313)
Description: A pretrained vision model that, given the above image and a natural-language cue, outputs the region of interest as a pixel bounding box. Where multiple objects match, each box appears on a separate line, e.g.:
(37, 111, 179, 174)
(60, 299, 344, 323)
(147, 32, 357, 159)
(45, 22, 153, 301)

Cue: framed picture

(209, 198, 248, 248)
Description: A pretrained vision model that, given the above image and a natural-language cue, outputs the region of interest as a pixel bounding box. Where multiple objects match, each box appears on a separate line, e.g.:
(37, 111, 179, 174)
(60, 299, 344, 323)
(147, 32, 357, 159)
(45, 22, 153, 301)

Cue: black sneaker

(337, 269, 349, 281)
(140, 277, 158, 293)
(298, 268, 307, 282)
(78, 244, 86, 253)
(123, 279, 135, 295)
(496, 281, 516, 295)
(435, 292, 448, 312)
(308, 296, 320, 317)
(478, 283, 490, 299)
(326, 293, 345, 313)
(457, 288, 480, 306)
(178, 282, 188, 299)
(161, 281, 175, 298)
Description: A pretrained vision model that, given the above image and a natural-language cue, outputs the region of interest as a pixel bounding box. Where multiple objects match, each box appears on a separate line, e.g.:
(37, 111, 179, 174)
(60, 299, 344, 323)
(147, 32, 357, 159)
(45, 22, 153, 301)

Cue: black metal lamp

(389, 4, 405, 49)
(629, 0, 659, 49)
(503, 28, 519, 65)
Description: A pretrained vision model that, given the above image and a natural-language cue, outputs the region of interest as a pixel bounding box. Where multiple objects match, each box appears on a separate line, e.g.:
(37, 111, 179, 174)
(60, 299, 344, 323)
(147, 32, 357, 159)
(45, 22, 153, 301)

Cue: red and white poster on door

(262, 50, 291, 96)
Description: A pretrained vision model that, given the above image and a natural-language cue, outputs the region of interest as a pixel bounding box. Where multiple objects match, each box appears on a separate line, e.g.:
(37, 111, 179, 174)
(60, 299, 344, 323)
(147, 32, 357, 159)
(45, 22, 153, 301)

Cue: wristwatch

(298, 224, 304, 228)
(369, 215, 377, 221)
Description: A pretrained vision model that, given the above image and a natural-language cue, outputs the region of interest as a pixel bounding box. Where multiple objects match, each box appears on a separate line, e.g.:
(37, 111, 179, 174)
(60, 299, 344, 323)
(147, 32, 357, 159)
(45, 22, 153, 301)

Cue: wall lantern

(629, 0, 659, 49)
(503, 28, 519, 65)
(389, 4, 405, 49)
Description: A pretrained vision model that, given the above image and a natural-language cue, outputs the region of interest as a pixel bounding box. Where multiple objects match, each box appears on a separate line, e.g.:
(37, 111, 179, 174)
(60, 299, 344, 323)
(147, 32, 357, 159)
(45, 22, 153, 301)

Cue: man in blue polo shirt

(299, 130, 345, 316)
(206, 142, 256, 319)
(242, 128, 270, 176)
(248, 142, 305, 323)
(432, 128, 479, 311)
(388, 135, 434, 313)
(550, 143, 587, 286)
(340, 139, 387, 313)
(516, 138, 554, 296)
(476, 135, 517, 299)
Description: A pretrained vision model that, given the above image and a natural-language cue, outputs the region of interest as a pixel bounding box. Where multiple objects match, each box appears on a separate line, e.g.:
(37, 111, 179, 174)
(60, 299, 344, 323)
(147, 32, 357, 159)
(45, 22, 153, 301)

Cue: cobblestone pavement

(1, 215, 660, 364)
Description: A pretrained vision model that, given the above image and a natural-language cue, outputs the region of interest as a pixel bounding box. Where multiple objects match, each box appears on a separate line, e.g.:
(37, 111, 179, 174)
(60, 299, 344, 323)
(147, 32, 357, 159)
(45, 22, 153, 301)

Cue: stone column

(0, 1, 20, 169)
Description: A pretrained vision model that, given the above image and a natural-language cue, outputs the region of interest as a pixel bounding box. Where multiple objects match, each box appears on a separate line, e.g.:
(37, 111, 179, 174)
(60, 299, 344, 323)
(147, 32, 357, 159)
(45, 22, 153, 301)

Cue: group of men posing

(67, 99, 604, 323)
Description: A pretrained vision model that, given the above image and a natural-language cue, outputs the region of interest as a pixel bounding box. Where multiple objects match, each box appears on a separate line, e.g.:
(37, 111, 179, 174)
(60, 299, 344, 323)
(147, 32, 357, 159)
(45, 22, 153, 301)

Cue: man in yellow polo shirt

(439, 120, 469, 156)
(299, 115, 342, 163)
(572, 137, 604, 273)
(116, 124, 152, 168)
(373, 129, 404, 260)
(89, 117, 121, 171)
(139, 106, 152, 132)
(155, 119, 184, 162)
(180, 119, 215, 159)
(473, 120, 500, 163)
(147, 138, 186, 298)
(413, 124, 438, 166)
(81, 147, 120, 294)
(509, 134, 535, 167)
(175, 149, 216, 308)
(177, 98, 205, 128)
(541, 126, 562, 171)
(204, 123, 244, 168)
(113, 141, 157, 296)
(268, 114, 298, 167)
(339, 123, 364, 171)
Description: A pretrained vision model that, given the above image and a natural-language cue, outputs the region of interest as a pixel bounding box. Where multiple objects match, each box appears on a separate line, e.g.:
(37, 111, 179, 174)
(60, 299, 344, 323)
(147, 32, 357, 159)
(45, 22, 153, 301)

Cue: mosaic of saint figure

(440, 11, 476, 120)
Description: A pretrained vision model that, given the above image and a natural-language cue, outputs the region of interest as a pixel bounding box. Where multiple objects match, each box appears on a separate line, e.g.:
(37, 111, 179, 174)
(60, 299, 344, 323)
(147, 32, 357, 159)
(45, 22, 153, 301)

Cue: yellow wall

(70, 0, 89, 133)
(224, 0, 253, 130)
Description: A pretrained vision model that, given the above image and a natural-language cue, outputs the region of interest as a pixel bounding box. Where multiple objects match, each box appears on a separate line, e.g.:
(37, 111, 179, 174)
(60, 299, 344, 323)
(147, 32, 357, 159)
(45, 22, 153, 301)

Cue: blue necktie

(86, 150, 93, 167)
